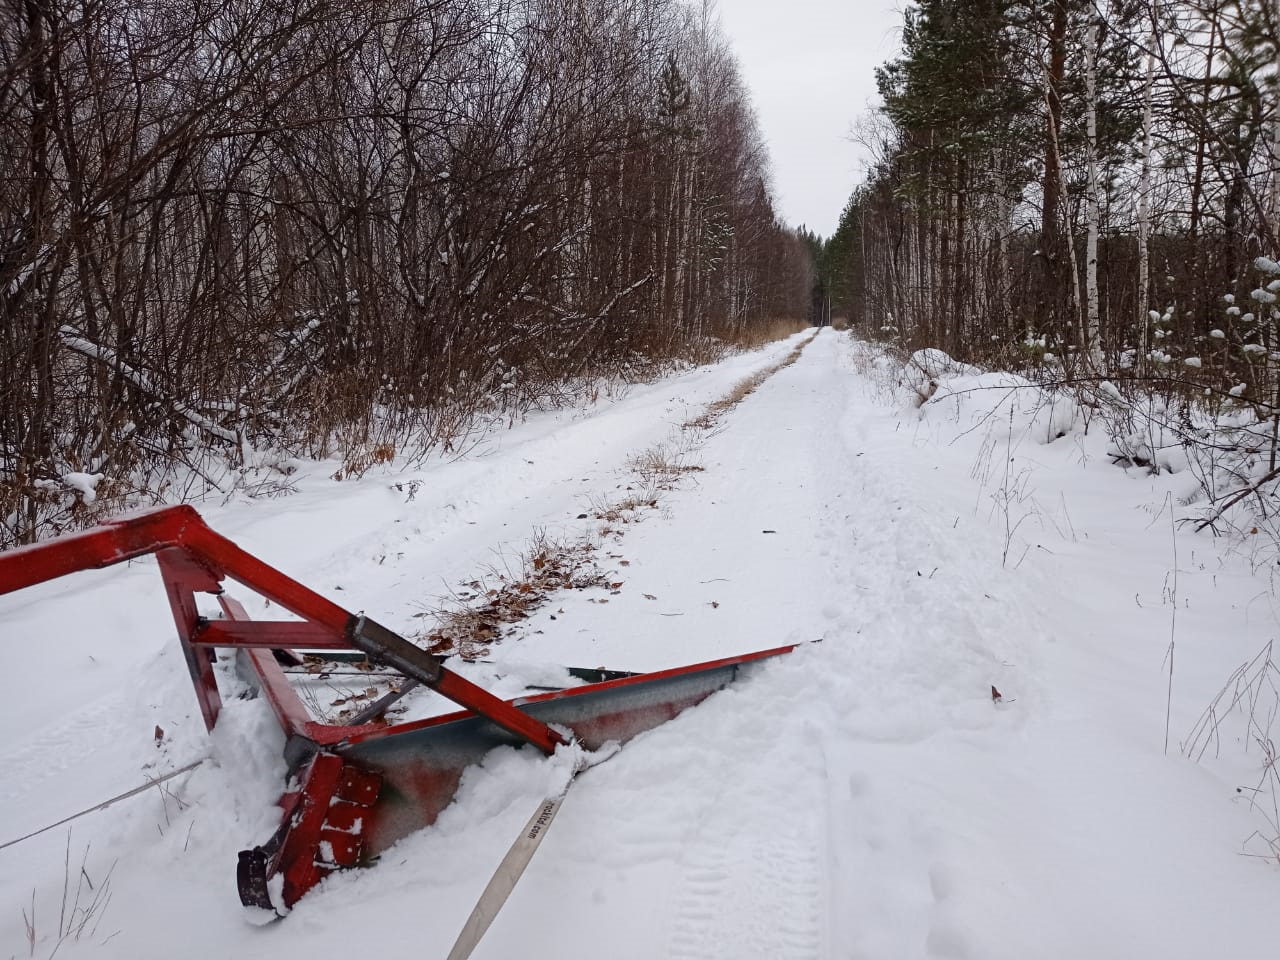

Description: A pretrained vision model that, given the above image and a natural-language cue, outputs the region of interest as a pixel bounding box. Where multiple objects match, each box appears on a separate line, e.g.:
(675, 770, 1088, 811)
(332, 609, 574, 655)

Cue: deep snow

(3, 328, 1280, 959)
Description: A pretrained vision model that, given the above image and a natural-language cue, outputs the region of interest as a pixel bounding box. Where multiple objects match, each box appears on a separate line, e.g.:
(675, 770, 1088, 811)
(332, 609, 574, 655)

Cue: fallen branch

(1195, 465, 1280, 531)
(59, 326, 239, 446)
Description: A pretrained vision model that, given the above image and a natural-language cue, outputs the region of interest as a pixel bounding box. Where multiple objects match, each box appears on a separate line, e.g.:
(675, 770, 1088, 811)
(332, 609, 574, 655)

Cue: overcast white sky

(714, 0, 904, 238)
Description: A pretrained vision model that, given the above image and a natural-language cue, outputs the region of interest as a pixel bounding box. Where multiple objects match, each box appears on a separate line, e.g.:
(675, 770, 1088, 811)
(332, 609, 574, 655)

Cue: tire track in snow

(0, 698, 126, 807)
(805, 333, 1044, 958)
(625, 331, 1036, 959)
(0, 648, 210, 833)
(662, 706, 828, 960)
(0, 654, 179, 810)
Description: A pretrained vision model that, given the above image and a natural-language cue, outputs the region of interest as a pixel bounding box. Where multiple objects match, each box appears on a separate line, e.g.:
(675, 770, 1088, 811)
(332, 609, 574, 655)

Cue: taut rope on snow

(0, 759, 205, 852)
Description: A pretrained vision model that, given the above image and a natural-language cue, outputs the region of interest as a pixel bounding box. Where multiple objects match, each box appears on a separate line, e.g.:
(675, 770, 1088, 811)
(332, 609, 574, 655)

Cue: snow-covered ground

(4, 328, 1280, 959)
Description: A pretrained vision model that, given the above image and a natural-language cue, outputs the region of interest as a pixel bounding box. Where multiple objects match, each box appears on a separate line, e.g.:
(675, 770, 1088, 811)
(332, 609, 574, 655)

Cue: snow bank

(907, 347, 982, 380)
(918, 361, 1090, 449)
(900, 347, 982, 404)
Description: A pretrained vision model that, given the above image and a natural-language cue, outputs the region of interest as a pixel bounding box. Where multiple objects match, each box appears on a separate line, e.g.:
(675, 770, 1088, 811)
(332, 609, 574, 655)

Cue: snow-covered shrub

(905, 345, 1091, 447)
(900, 348, 981, 406)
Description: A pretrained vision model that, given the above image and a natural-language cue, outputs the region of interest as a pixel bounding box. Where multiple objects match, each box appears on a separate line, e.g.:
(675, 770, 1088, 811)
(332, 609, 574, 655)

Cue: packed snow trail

(0, 342, 796, 838)
(4, 329, 1280, 958)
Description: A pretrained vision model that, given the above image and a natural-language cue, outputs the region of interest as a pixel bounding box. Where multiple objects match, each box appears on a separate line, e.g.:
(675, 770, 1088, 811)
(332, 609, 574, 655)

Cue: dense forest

(822, 0, 1278, 373)
(0, 0, 814, 548)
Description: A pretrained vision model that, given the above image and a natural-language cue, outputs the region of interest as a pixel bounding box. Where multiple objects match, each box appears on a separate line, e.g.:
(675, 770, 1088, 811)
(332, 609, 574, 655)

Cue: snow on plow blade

(0, 506, 794, 910)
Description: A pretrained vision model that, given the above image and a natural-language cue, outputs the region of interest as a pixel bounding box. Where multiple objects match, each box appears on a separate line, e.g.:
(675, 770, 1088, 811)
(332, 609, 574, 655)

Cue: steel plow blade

(0, 506, 797, 911)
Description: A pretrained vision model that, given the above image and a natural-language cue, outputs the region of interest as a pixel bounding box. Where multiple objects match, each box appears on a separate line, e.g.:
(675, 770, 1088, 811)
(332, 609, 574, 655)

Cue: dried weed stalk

(21, 835, 118, 958)
(1185, 640, 1280, 859)
(417, 534, 612, 659)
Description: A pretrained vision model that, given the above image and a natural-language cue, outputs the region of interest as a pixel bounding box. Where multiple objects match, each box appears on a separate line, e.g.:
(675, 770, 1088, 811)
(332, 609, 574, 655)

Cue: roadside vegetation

(817, 0, 1279, 554)
(1, 0, 815, 549)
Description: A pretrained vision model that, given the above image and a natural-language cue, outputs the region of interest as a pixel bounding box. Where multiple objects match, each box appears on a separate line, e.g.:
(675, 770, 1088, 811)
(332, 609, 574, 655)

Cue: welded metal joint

(346, 614, 444, 683)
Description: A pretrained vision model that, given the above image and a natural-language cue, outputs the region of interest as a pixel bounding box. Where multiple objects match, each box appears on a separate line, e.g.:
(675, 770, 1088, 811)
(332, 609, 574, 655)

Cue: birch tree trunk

(1083, 16, 1102, 366)
(1040, 0, 1069, 337)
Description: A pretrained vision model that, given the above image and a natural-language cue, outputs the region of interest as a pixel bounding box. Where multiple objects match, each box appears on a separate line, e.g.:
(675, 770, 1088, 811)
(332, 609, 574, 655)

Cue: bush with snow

(899, 348, 982, 405)
(905, 347, 1087, 448)
(61, 472, 102, 504)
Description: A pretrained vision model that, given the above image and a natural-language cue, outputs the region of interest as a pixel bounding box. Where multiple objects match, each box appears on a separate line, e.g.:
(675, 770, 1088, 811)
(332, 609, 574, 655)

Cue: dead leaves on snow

(402, 340, 816, 663)
(417, 537, 613, 659)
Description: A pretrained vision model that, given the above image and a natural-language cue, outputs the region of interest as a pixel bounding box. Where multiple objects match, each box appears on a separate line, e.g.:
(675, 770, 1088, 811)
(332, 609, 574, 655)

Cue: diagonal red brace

(0, 506, 567, 754)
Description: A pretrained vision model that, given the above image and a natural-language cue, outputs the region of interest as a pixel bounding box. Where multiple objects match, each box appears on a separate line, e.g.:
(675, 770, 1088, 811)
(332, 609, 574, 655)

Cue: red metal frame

(0, 506, 796, 910)
(0, 505, 565, 753)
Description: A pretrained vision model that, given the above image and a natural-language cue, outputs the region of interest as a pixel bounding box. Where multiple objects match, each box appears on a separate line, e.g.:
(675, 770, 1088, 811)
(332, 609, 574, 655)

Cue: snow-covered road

(4, 329, 1280, 958)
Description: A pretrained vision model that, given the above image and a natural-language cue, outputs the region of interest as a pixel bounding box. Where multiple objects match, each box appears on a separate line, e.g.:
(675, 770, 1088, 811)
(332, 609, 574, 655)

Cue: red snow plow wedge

(0, 506, 793, 910)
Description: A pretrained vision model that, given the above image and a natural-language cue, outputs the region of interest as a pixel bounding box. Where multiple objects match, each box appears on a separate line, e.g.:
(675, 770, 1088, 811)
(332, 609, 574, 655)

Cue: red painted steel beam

(193, 620, 350, 649)
(0, 505, 197, 593)
(269, 752, 344, 905)
(158, 548, 223, 730)
(0, 505, 568, 754)
(177, 521, 352, 635)
(219, 596, 317, 744)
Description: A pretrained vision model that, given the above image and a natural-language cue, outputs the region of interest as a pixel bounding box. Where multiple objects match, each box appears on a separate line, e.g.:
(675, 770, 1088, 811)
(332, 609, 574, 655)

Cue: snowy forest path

(8, 330, 1280, 959)
(433, 328, 1044, 959)
(454, 328, 1280, 959)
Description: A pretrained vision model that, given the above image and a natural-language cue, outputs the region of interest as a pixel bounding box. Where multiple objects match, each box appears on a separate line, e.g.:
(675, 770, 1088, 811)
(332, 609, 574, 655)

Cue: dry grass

(334, 442, 396, 481)
(588, 489, 659, 524)
(683, 333, 813, 431)
(21, 836, 118, 957)
(731, 318, 812, 351)
(1185, 640, 1280, 861)
(629, 443, 705, 484)
(415, 533, 612, 659)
